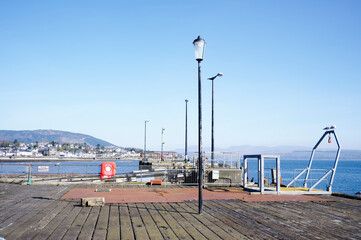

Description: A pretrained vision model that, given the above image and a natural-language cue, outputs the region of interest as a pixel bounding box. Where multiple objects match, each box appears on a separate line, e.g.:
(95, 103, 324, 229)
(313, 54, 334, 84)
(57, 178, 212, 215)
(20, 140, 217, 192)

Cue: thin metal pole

(161, 128, 165, 161)
(198, 60, 203, 214)
(208, 73, 222, 167)
(328, 130, 341, 191)
(304, 131, 328, 187)
(211, 79, 214, 168)
(185, 99, 188, 161)
(144, 121, 148, 162)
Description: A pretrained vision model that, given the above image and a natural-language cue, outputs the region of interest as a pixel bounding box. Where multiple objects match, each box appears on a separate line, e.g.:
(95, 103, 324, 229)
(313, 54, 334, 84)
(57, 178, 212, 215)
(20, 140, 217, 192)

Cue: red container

(100, 162, 116, 180)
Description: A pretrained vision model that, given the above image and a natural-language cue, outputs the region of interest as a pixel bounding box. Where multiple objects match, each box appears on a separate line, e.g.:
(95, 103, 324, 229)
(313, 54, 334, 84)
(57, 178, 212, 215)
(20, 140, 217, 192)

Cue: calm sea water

(1, 159, 360, 196)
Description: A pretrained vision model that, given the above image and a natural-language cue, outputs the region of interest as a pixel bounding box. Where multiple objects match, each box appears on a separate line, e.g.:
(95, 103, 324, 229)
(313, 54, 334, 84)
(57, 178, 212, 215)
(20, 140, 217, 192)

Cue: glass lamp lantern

(193, 36, 206, 61)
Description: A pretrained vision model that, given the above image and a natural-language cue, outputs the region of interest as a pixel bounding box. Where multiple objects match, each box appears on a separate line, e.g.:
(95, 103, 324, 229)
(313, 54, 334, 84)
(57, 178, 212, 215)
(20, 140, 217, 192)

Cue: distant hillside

(0, 129, 116, 147)
(281, 150, 361, 160)
(176, 145, 361, 160)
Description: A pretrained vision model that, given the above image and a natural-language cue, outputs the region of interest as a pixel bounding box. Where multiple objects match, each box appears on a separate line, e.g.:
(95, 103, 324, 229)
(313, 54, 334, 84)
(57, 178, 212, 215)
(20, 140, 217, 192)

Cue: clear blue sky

(1, 1, 360, 150)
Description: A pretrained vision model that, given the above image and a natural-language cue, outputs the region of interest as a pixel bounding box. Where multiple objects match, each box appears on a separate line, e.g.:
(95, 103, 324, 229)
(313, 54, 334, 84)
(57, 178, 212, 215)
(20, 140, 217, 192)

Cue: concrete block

(82, 197, 105, 207)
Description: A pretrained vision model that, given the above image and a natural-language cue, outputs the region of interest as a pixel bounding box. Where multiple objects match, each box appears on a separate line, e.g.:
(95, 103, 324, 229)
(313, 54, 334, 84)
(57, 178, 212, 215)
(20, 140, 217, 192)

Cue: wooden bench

(150, 179, 163, 185)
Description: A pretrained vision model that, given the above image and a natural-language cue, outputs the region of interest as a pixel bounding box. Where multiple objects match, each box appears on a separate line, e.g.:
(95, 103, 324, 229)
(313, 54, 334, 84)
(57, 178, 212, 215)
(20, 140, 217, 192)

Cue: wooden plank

(287, 201, 360, 239)
(148, 203, 192, 240)
(174, 202, 229, 240)
(137, 203, 165, 239)
(0, 200, 30, 226)
(160, 202, 207, 240)
(183, 201, 246, 239)
(93, 205, 110, 240)
(296, 200, 361, 221)
(330, 195, 361, 209)
(2, 199, 58, 239)
(77, 206, 101, 240)
(215, 200, 293, 239)
(222, 199, 350, 240)
(1, 184, 361, 240)
(0, 185, 69, 226)
(17, 200, 69, 240)
(33, 201, 78, 240)
(204, 200, 276, 239)
(143, 203, 178, 239)
(107, 205, 121, 240)
(253, 201, 344, 238)
(278, 201, 361, 239)
(0, 199, 25, 217)
(128, 203, 150, 240)
(0, 197, 42, 226)
(242, 201, 311, 238)
(47, 205, 83, 240)
(178, 201, 238, 239)
(119, 204, 135, 240)
(241, 201, 313, 239)
(62, 206, 91, 240)
(51, 186, 70, 198)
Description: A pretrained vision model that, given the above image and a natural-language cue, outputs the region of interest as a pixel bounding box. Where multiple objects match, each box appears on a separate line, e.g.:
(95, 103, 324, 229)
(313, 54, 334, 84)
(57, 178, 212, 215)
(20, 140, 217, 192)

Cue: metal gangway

(287, 126, 341, 193)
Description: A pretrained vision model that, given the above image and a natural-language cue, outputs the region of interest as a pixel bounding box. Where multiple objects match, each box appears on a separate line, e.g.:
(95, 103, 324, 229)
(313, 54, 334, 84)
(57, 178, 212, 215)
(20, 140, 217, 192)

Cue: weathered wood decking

(0, 183, 360, 239)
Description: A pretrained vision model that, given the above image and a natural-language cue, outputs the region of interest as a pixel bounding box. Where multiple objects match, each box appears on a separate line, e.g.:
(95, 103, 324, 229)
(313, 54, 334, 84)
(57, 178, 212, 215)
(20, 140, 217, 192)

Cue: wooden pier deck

(0, 183, 360, 239)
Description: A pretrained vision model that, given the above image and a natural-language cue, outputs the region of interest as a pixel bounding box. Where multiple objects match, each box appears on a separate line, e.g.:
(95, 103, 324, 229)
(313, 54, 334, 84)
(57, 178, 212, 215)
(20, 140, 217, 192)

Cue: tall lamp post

(185, 99, 189, 161)
(193, 35, 206, 214)
(208, 73, 223, 167)
(161, 128, 165, 161)
(143, 120, 149, 162)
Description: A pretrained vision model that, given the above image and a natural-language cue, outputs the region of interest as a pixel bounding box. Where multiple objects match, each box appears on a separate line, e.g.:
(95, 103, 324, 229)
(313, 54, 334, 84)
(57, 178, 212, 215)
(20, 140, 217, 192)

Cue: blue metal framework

(287, 129, 341, 192)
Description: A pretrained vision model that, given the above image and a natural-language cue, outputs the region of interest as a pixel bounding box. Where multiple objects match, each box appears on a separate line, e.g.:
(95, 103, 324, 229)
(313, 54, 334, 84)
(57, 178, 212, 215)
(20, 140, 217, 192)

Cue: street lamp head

(208, 72, 223, 80)
(193, 36, 206, 61)
(185, 99, 189, 103)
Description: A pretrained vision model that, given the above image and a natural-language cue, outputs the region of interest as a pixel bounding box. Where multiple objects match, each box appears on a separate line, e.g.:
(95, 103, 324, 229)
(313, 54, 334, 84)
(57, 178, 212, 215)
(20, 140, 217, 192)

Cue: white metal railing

(287, 168, 329, 191)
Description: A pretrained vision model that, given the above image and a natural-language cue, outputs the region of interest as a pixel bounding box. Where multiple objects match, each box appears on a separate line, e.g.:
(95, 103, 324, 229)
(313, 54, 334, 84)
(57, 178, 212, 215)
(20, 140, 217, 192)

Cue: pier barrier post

(27, 164, 32, 185)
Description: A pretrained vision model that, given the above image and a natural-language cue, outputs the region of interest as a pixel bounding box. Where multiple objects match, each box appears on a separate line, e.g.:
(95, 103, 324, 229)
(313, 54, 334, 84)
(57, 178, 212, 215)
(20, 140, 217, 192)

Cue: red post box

(100, 162, 116, 180)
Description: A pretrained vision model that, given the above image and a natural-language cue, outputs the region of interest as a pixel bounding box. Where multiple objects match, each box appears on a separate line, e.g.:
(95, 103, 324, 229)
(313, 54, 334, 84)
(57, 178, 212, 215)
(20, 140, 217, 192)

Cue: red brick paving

(61, 187, 333, 203)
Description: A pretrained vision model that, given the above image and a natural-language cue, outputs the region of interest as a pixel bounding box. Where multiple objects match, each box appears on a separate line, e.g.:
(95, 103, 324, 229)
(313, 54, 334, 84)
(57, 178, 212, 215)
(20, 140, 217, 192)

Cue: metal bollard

(27, 164, 32, 185)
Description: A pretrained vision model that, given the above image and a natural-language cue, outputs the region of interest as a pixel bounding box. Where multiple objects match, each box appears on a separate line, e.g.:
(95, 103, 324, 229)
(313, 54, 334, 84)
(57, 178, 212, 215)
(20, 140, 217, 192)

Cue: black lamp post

(208, 73, 223, 167)
(185, 99, 189, 161)
(143, 120, 149, 162)
(193, 35, 206, 214)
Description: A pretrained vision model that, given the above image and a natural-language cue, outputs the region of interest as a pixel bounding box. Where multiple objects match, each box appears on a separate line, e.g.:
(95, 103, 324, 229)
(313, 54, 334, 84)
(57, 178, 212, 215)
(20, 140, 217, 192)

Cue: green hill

(0, 129, 116, 147)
